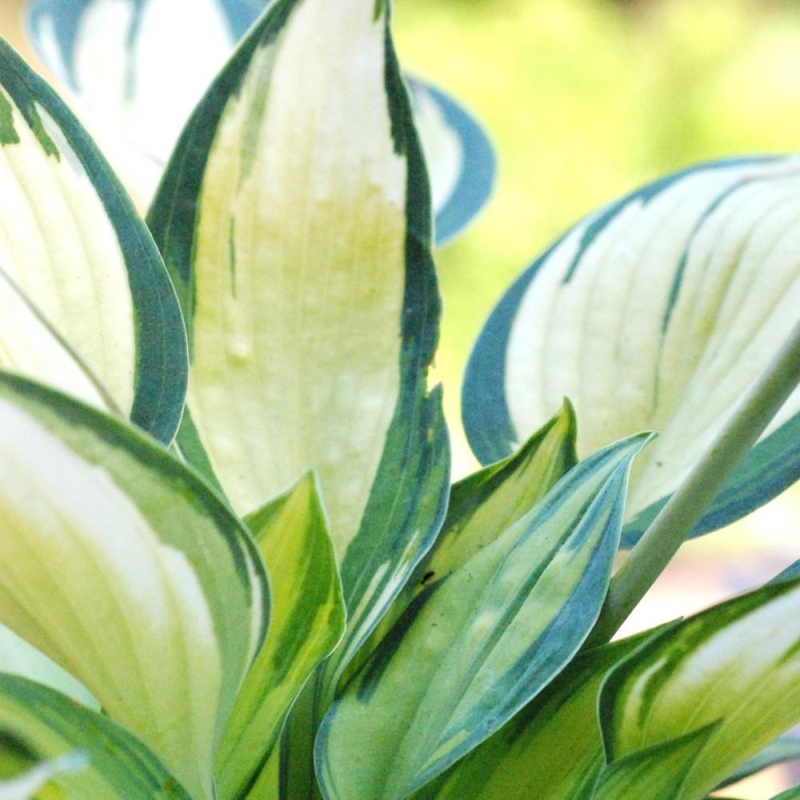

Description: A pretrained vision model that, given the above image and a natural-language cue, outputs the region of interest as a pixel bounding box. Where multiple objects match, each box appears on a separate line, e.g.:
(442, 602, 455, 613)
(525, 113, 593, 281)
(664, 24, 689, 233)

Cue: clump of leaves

(0, 2, 798, 800)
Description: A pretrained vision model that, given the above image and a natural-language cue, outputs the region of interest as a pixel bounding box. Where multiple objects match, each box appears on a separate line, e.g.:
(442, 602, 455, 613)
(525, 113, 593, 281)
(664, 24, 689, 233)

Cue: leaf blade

(0, 374, 268, 800)
(463, 157, 800, 541)
(0, 37, 187, 442)
(0, 674, 191, 800)
(591, 726, 717, 800)
(317, 433, 649, 800)
(600, 578, 800, 800)
(27, 0, 493, 240)
(407, 630, 664, 800)
(148, 0, 450, 694)
(216, 473, 345, 800)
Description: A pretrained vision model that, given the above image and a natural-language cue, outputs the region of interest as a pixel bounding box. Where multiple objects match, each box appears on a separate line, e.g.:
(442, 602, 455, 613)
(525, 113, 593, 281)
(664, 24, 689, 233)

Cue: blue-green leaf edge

(316, 434, 647, 800)
(0, 369, 270, 658)
(25, 0, 494, 247)
(405, 76, 496, 246)
(145, 0, 449, 654)
(0, 37, 188, 444)
(26, 0, 263, 92)
(461, 155, 800, 545)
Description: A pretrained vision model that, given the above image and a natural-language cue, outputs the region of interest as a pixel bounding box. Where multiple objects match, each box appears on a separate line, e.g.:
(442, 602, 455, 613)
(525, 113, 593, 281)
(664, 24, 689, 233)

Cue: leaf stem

(587, 317, 800, 646)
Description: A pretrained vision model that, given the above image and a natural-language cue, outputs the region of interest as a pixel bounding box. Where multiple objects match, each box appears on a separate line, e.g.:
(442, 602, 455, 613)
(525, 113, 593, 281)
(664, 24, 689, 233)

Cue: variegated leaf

(600, 577, 800, 800)
(216, 472, 345, 800)
(0, 625, 97, 712)
(0, 374, 269, 800)
(0, 745, 86, 800)
(26, 0, 494, 241)
(0, 674, 190, 800)
(772, 559, 800, 584)
(591, 726, 717, 800)
(0, 37, 186, 442)
(406, 78, 495, 245)
(147, 0, 449, 694)
(344, 402, 577, 682)
(407, 630, 663, 800)
(463, 157, 800, 542)
(317, 434, 649, 800)
(0, 264, 114, 415)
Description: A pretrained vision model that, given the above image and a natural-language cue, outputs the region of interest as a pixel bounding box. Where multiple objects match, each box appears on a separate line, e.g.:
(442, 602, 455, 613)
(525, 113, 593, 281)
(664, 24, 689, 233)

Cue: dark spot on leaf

(421, 570, 435, 585)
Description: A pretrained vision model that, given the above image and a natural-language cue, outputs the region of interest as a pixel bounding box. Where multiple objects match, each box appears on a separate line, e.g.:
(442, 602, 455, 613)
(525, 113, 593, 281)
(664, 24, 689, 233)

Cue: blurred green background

(393, 0, 800, 474)
(393, 5, 800, 794)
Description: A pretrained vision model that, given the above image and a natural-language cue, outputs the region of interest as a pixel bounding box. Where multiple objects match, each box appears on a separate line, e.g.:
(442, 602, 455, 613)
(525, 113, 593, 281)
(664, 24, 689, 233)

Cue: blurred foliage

(393, 0, 800, 472)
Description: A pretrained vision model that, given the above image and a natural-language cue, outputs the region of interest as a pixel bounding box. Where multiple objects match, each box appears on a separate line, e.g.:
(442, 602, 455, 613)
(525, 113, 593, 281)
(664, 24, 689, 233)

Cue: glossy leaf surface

(407, 631, 660, 800)
(463, 157, 800, 542)
(351, 402, 577, 675)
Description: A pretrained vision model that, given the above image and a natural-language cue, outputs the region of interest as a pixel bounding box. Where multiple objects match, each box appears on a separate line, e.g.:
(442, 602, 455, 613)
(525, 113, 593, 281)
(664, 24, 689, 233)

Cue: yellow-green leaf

(600, 577, 800, 800)
(0, 674, 191, 800)
(0, 374, 268, 800)
(148, 0, 449, 698)
(216, 472, 345, 800)
(591, 725, 717, 800)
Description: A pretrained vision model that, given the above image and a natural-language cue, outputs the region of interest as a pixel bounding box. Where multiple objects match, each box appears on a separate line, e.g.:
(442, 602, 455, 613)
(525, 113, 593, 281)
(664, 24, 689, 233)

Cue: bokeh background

(393, 1, 800, 796)
(0, 0, 798, 796)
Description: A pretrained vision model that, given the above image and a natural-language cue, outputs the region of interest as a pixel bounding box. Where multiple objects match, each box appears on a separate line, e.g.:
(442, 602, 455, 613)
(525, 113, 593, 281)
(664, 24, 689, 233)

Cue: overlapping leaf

(25, 0, 494, 240)
(0, 675, 189, 800)
(407, 630, 662, 800)
(148, 0, 450, 699)
(407, 78, 495, 244)
(216, 473, 345, 800)
(591, 726, 717, 800)
(600, 577, 800, 800)
(346, 402, 577, 679)
(0, 374, 269, 800)
(0, 38, 186, 442)
(463, 157, 800, 542)
(317, 433, 649, 800)
(0, 624, 97, 711)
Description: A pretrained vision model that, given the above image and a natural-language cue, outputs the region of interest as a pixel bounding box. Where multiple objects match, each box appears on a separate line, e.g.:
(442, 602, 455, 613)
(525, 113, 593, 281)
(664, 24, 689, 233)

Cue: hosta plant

(0, 1, 799, 800)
